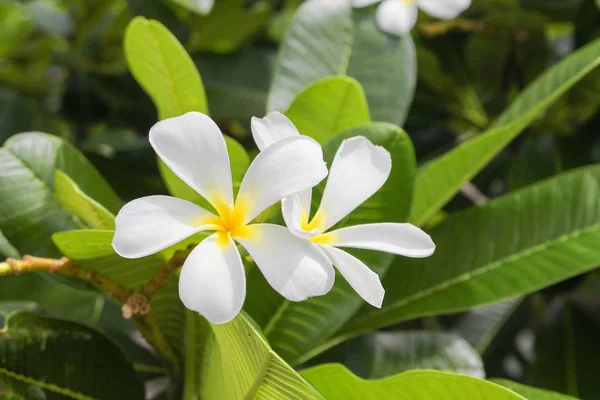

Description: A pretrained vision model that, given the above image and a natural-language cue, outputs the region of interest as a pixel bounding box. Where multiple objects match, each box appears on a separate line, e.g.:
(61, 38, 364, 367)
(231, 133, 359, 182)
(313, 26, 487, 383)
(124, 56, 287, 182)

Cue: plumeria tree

(1, 0, 600, 399)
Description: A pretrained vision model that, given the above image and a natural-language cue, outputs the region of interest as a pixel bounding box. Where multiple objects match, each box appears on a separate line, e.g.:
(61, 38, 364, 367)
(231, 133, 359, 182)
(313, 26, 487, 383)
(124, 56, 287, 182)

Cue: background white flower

(352, 0, 472, 36)
(112, 112, 332, 324)
(252, 112, 436, 307)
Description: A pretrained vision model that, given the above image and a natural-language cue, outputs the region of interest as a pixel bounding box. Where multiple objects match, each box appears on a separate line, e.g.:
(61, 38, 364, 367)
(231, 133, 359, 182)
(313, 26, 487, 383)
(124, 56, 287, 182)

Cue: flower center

(206, 197, 254, 245)
(300, 210, 324, 233)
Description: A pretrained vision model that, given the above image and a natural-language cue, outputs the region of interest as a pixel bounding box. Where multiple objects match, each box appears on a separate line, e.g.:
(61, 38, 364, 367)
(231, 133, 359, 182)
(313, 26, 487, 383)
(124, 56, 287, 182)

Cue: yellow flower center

(203, 196, 256, 246)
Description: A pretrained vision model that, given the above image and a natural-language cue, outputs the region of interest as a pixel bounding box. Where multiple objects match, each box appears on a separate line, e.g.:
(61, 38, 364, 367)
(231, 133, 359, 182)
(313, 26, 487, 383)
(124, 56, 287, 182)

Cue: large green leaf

(54, 171, 115, 230)
(124, 17, 250, 211)
(0, 273, 158, 370)
(341, 165, 600, 338)
(124, 16, 207, 120)
(409, 37, 600, 226)
(315, 331, 484, 379)
(184, 312, 323, 399)
(195, 48, 273, 121)
(300, 364, 524, 399)
(268, 0, 416, 125)
(0, 229, 19, 259)
(186, 0, 272, 54)
(285, 76, 371, 143)
(492, 380, 579, 400)
(0, 309, 144, 399)
(528, 297, 600, 399)
(0, 274, 104, 328)
(0, 133, 121, 257)
(52, 230, 164, 291)
(244, 123, 416, 365)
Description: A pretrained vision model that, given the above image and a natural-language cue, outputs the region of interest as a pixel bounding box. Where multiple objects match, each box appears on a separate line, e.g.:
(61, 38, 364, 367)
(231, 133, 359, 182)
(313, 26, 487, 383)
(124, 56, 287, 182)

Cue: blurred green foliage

(1, 0, 600, 399)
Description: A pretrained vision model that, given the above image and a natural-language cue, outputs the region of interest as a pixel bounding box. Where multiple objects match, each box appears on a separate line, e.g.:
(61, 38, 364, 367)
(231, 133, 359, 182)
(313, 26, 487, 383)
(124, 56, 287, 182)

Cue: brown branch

(461, 182, 489, 206)
(140, 247, 193, 299)
(4, 255, 133, 302)
(420, 18, 484, 37)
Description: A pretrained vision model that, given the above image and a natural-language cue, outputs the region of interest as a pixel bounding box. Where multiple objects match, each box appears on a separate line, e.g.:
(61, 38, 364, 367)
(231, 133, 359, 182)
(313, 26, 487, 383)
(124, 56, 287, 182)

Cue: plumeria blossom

(112, 112, 334, 324)
(251, 112, 436, 308)
(352, 0, 472, 36)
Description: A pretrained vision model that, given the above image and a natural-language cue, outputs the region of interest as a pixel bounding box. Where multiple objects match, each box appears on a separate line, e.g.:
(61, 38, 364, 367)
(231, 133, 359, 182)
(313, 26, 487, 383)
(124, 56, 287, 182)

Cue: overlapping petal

(178, 233, 245, 324)
(320, 245, 385, 308)
(376, 0, 418, 36)
(313, 136, 391, 232)
(418, 0, 471, 19)
(251, 112, 300, 151)
(235, 224, 335, 301)
(237, 136, 327, 224)
(325, 223, 436, 257)
(112, 195, 217, 258)
(150, 112, 234, 209)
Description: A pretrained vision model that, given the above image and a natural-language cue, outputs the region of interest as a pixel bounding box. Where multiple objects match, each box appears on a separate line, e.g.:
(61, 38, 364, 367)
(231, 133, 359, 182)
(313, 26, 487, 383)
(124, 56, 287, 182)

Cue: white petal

(352, 0, 381, 7)
(236, 136, 327, 224)
(178, 233, 245, 324)
(112, 195, 216, 259)
(418, 0, 471, 19)
(320, 245, 384, 308)
(313, 136, 391, 232)
(150, 112, 234, 210)
(194, 0, 214, 14)
(326, 223, 435, 258)
(251, 112, 300, 151)
(376, 0, 418, 36)
(235, 224, 335, 301)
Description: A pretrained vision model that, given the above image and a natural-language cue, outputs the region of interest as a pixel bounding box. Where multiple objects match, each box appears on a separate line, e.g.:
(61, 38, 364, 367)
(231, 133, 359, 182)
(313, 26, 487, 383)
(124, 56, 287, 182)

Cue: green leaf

(124, 16, 207, 120)
(187, 0, 272, 54)
(492, 380, 579, 400)
(507, 136, 561, 190)
(149, 275, 186, 361)
(0, 274, 104, 328)
(184, 312, 323, 399)
(52, 230, 164, 290)
(54, 171, 115, 230)
(343, 164, 600, 337)
(158, 136, 250, 211)
(0, 89, 41, 144)
(528, 297, 600, 399)
(285, 76, 371, 143)
(0, 310, 144, 399)
(316, 331, 484, 379)
(0, 2, 33, 57)
(268, 0, 416, 125)
(408, 37, 600, 226)
(195, 48, 273, 121)
(300, 364, 524, 400)
(0, 229, 19, 259)
(244, 123, 416, 365)
(0, 133, 121, 257)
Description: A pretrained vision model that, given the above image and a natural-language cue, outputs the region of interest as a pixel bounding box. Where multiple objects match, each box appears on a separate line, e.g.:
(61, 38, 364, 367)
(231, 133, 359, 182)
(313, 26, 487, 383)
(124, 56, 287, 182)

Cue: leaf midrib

(0, 367, 96, 400)
(347, 220, 600, 332)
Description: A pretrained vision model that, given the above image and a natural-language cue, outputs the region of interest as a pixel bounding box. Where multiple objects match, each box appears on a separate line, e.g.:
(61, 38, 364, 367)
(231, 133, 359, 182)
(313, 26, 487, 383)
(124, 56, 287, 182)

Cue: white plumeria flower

(353, 0, 472, 36)
(251, 112, 436, 307)
(112, 112, 333, 324)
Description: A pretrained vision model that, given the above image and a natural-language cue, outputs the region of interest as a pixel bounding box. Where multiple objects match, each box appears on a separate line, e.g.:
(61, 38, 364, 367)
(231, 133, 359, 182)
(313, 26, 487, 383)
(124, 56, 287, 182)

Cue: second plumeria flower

(353, 0, 471, 36)
(112, 112, 332, 324)
(252, 112, 436, 308)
